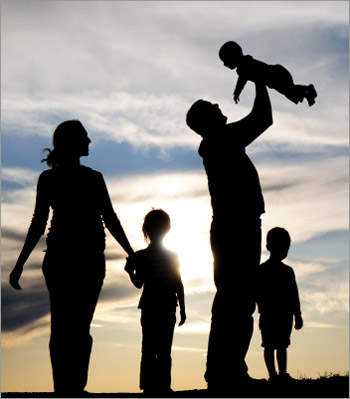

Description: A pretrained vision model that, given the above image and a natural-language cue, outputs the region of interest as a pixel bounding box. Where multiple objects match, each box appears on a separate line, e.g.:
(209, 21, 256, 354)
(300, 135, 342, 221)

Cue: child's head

(219, 41, 243, 69)
(266, 227, 291, 261)
(142, 208, 171, 244)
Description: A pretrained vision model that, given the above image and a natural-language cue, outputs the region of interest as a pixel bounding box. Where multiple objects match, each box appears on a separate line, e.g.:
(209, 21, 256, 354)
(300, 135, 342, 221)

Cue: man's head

(186, 100, 228, 137)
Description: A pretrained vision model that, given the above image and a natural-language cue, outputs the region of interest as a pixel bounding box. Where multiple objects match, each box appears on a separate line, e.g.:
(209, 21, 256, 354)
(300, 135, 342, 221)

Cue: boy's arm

(291, 270, 303, 330)
(226, 82, 273, 147)
(174, 257, 186, 326)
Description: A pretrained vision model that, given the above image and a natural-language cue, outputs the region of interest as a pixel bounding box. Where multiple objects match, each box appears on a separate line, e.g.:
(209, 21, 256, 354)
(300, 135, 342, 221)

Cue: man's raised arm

(226, 83, 273, 147)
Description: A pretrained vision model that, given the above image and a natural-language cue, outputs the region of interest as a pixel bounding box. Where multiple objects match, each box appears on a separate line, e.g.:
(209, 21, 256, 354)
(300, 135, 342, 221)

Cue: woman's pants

(43, 250, 105, 393)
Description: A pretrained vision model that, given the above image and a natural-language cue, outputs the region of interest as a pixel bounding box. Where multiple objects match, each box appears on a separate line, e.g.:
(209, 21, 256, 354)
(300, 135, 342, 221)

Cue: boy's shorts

(259, 313, 293, 348)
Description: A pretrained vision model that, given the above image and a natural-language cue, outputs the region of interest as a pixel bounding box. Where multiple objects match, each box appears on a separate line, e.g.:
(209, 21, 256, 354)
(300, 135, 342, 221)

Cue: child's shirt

(127, 247, 181, 310)
(256, 259, 301, 317)
(235, 55, 273, 98)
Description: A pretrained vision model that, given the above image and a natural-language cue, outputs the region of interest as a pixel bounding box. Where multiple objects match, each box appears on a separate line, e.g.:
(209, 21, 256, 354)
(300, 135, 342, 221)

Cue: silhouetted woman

(9, 120, 134, 395)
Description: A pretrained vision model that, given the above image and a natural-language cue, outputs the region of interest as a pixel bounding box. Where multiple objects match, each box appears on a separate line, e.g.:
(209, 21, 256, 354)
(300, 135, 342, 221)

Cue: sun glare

(164, 216, 213, 283)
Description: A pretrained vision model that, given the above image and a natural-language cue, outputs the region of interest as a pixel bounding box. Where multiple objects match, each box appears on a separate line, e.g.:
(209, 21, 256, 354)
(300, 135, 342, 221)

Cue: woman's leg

(44, 251, 105, 393)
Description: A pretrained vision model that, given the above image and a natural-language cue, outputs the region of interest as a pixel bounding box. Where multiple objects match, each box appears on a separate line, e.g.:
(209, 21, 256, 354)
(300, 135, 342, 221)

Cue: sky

(1, 0, 349, 394)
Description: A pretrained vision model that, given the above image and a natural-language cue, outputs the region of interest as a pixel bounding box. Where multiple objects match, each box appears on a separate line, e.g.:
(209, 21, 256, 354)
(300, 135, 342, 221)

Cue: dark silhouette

(9, 120, 134, 396)
(256, 227, 303, 383)
(125, 209, 186, 395)
(219, 41, 317, 106)
(186, 83, 273, 392)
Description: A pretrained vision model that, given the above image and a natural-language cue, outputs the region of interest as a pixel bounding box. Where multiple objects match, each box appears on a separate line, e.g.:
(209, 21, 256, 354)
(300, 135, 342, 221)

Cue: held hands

(178, 309, 186, 327)
(124, 253, 136, 275)
(9, 264, 23, 290)
(294, 314, 303, 330)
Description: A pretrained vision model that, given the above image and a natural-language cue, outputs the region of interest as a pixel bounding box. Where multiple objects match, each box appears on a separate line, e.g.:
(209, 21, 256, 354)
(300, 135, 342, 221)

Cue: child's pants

(140, 308, 176, 391)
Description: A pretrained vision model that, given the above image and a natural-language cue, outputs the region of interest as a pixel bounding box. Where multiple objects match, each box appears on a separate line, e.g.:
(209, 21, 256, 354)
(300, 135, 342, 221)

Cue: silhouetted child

(219, 41, 317, 106)
(125, 209, 186, 394)
(256, 227, 303, 382)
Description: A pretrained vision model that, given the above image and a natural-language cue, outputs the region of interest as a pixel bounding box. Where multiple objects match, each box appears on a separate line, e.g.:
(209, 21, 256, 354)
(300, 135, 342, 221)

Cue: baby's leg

(268, 65, 307, 104)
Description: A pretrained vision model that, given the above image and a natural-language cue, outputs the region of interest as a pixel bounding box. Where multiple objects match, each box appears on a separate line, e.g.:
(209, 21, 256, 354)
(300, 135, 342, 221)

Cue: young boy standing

(256, 227, 303, 382)
(125, 209, 186, 394)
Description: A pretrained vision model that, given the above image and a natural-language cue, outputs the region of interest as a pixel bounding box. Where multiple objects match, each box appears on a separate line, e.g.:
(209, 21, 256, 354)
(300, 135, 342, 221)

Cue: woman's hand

(9, 264, 23, 290)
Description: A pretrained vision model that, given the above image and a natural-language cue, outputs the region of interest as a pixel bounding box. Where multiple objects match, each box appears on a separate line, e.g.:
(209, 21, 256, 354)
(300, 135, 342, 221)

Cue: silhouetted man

(186, 83, 273, 391)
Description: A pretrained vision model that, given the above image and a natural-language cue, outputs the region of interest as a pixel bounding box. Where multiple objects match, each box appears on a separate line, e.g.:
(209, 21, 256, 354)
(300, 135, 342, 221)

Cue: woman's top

(28, 164, 123, 252)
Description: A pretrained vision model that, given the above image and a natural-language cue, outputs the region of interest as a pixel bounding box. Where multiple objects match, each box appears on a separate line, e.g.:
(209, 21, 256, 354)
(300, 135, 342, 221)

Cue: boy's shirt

(132, 247, 181, 310)
(256, 259, 301, 317)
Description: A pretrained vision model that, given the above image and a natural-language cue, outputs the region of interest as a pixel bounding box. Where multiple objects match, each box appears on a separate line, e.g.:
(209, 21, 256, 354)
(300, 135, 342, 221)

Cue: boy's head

(219, 41, 243, 69)
(266, 227, 291, 261)
(142, 208, 171, 244)
(186, 100, 227, 137)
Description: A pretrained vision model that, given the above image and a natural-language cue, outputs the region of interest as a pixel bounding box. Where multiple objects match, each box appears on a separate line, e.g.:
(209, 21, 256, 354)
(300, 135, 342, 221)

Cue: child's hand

(124, 254, 136, 274)
(294, 314, 303, 330)
(178, 309, 186, 326)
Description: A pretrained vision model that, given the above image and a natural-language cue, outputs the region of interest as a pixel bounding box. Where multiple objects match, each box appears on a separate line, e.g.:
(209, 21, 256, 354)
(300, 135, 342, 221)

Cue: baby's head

(142, 208, 171, 244)
(266, 227, 291, 261)
(219, 41, 244, 69)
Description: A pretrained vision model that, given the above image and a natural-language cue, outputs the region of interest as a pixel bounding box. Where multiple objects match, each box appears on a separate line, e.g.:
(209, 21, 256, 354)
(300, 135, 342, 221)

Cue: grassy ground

(2, 373, 349, 398)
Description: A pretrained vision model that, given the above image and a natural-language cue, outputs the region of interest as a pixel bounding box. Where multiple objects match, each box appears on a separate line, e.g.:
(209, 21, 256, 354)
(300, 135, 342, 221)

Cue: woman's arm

(9, 173, 50, 290)
(98, 174, 134, 256)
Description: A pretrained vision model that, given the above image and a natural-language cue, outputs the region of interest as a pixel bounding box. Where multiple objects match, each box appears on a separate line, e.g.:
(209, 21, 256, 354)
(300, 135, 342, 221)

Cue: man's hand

(294, 314, 303, 330)
(178, 309, 186, 326)
(9, 265, 23, 290)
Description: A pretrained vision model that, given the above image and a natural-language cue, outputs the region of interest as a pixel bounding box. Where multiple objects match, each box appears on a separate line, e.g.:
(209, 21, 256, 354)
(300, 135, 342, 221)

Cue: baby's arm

(234, 75, 248, 103)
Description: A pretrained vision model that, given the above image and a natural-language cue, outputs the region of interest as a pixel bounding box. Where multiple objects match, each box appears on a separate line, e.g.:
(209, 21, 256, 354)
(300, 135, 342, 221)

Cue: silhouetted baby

(124, 209, 186, 394)
(219, 41, 317, 106)
(256, 227, 303, 382)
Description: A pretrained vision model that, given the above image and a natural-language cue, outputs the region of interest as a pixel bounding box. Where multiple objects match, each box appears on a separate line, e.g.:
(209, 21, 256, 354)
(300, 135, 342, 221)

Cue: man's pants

(205, 217, 261, 386)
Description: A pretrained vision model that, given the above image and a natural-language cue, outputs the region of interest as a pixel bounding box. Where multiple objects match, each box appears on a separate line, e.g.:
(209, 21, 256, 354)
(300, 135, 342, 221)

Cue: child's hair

(142, 208, 171, 244)
(219, 41, 243, 62)
(266, 227, 291, 252)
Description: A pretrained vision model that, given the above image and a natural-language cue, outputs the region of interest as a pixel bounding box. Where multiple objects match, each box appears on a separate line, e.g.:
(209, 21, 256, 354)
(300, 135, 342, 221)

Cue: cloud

(2, 167, 39, 187)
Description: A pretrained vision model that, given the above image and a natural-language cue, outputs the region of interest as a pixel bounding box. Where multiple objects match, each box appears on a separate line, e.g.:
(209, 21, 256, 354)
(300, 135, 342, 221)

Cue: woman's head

(42, 120, 91, 167)
(142, 208, 171, 244)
